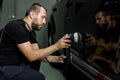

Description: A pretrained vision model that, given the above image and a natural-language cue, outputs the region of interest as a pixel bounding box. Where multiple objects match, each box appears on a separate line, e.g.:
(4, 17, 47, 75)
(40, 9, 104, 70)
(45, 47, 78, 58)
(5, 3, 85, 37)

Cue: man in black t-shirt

(0, 3, 71, 80)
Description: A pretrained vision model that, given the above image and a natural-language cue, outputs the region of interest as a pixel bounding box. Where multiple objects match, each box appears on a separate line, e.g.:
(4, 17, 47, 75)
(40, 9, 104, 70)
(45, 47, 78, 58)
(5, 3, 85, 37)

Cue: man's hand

(45, 55, 66, 63)
(45, 54, 72, 63)
(85, 34, 97, 47)
(54, 35, 71, 50)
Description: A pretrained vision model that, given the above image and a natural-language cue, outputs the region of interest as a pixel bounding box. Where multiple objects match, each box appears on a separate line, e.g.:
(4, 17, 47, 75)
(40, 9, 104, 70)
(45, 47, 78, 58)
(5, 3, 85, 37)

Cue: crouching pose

(0, 3, 71, 80)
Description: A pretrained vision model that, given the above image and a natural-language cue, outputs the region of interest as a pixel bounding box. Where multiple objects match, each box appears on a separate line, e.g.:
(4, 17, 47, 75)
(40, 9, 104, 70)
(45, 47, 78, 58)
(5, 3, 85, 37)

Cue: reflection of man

(85, 10, 120, 73)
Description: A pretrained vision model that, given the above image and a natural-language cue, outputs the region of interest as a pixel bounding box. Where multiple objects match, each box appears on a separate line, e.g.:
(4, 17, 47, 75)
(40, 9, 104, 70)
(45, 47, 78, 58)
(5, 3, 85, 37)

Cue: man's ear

(104, 17, 107, 24)
(29, 11, 35, 19)
(104, 15, 110, 24)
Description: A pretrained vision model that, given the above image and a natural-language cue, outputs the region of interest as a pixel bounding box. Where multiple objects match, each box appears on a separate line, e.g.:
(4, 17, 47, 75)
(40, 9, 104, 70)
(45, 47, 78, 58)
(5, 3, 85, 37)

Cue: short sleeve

(5, 20, 30, 44)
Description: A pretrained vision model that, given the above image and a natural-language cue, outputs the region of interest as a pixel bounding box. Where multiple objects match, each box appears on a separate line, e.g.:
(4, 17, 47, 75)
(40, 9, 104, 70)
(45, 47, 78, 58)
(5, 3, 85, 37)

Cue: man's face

(32, 7, 46, 30)
(94, 12, 108, 28)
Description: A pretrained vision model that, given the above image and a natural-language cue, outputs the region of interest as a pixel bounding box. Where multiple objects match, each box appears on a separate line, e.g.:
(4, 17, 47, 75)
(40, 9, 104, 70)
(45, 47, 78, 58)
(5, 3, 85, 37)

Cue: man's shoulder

(5, 19, 25, 32)
(7, 19, 23, 25)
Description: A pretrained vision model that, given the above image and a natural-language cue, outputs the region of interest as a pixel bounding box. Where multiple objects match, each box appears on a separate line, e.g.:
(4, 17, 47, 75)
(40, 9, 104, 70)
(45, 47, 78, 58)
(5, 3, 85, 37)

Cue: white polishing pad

(73, 32, 82, 43)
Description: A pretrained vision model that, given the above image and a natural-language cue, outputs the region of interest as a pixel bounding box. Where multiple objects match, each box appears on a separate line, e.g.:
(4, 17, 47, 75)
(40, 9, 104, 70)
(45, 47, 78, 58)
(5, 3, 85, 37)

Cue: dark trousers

(29, 61, 41, 71)
(0, 65, 45, 80)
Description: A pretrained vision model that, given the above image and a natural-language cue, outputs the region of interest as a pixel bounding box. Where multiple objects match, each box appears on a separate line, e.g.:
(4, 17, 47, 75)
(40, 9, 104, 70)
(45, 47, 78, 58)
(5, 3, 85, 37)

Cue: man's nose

(43, 19, 46, 24)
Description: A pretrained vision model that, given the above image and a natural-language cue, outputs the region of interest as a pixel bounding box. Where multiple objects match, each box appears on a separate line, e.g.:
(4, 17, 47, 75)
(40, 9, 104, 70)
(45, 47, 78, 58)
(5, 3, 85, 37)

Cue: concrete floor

(40, 62, 66, 80)
(40, 62, 90, 80)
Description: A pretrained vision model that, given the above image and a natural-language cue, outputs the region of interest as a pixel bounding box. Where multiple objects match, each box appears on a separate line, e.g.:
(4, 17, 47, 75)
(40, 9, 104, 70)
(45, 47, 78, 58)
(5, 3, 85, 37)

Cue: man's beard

(103, 22, 108, 29)
(31, 22, 41, 31)
(97, 19, 108, 29)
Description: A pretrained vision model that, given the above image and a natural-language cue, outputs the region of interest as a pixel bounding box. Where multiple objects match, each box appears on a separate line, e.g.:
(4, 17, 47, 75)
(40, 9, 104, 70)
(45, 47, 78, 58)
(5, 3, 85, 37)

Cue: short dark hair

(94, 9, 111, 17)
(25, 3, 47, 16)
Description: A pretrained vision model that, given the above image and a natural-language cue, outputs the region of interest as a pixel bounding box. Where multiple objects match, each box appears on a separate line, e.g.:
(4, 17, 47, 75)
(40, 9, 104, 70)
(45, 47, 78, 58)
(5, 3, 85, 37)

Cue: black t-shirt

(0, 19, 38, 66)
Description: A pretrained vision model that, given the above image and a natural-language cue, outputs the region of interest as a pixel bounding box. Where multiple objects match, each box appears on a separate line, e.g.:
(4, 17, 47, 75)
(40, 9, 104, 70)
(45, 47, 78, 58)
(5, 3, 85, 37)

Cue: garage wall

(0, 0, 57, 47)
